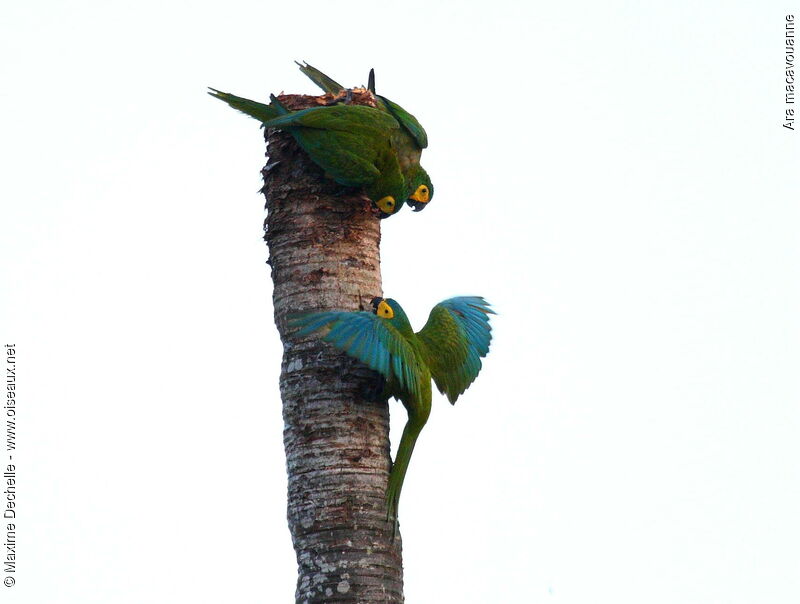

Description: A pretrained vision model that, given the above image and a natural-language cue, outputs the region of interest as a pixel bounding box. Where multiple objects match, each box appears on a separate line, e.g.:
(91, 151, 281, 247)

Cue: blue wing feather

(289, 310, 422, 398)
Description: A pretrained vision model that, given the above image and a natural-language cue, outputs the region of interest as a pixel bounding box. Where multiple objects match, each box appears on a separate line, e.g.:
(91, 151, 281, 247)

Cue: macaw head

(373, 195, 399, 218)
(368, 173, 407, 219)
(370, 297, 413, 335)
(405, 166, 433, 212)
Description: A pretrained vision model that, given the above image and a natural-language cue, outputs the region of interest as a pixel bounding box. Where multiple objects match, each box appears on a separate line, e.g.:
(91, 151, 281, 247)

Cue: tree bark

(262, 91, 404, 603)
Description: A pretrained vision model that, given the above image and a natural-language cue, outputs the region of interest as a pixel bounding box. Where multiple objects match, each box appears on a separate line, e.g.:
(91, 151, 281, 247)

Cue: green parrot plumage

(296, 62, 434, 213)
(208, 89, 410, 216)
(290, 296, 495, 536)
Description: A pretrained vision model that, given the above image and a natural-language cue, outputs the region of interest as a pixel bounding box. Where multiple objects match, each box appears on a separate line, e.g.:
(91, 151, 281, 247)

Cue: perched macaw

(291, 296, 495, 537)
(209, 89, 408, 216)
(296, 62, 434, 212)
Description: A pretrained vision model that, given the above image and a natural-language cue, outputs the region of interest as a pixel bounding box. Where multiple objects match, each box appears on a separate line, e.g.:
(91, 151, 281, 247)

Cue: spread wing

(416, 297, 495, 404)
(290, 311, 425, 401)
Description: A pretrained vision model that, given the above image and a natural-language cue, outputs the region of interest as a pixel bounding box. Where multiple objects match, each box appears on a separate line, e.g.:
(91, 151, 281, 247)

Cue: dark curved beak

(370, 297, 383, 313)
(407, 200, 428, 212)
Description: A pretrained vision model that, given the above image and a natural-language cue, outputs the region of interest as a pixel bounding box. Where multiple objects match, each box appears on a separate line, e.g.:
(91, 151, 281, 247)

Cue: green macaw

(291, 296, 495, 536)
(296, 62, 434, 212)
(208, 89, 408, 217)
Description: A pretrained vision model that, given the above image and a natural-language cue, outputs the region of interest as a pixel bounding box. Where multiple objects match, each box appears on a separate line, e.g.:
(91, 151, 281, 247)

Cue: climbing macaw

(291, 296, 495, 536)
(296, 62, 434, 212)
(208, 89, 408, 217)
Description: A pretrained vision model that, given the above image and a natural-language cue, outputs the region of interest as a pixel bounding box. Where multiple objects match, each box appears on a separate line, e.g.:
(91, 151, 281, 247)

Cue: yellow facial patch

(410, 185, 430, 203)
(376, 300, 394, 319)
(376, 196, 396, 214)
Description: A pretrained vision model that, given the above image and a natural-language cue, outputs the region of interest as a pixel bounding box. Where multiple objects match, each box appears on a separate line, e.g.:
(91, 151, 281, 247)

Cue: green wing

(258, 102, 399, 135)
(298, 64, 429, 151)
(290, 311, 425, 401)
(416, 297, 495, 404)
(209, 88, 398, 135)
(368, 68, 428, 150)
(257, 101, 401, 189)
(210, 86, 408, 208)
(297, 133, 382, 186)
(377, 96, 428, 149)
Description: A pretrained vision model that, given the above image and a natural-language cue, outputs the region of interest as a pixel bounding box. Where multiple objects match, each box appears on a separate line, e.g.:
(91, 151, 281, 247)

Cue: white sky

(1, 1, 799, 602)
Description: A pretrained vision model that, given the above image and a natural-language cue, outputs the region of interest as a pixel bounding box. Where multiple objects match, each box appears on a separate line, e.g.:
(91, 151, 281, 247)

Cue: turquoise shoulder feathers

(292, 308, 426, 402)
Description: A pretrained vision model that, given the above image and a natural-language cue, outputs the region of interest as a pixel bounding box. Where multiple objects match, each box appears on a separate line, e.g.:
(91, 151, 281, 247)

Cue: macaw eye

(376, 300, 394, 319)
(412, 185, 430, 203)
(376, 196, 396, 213)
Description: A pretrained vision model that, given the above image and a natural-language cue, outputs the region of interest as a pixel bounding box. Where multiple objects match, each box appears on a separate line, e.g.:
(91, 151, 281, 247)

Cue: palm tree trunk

(262, 91, 404, 603)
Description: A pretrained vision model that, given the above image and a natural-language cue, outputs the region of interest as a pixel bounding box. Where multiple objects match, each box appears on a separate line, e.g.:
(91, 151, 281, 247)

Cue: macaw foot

(324, 88, 355, 106)
(360, 373, 387, 403)
(406, 199, 428, 212)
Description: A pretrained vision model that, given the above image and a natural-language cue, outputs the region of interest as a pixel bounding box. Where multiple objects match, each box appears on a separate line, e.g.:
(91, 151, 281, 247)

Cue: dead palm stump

(262, 90, 404, 603)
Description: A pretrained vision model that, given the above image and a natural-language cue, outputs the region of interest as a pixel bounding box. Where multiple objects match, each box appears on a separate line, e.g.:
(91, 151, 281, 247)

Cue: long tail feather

(208, 88, 280, 123)
(295, 61, 344, 95)
(386, 415, 425, 540)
